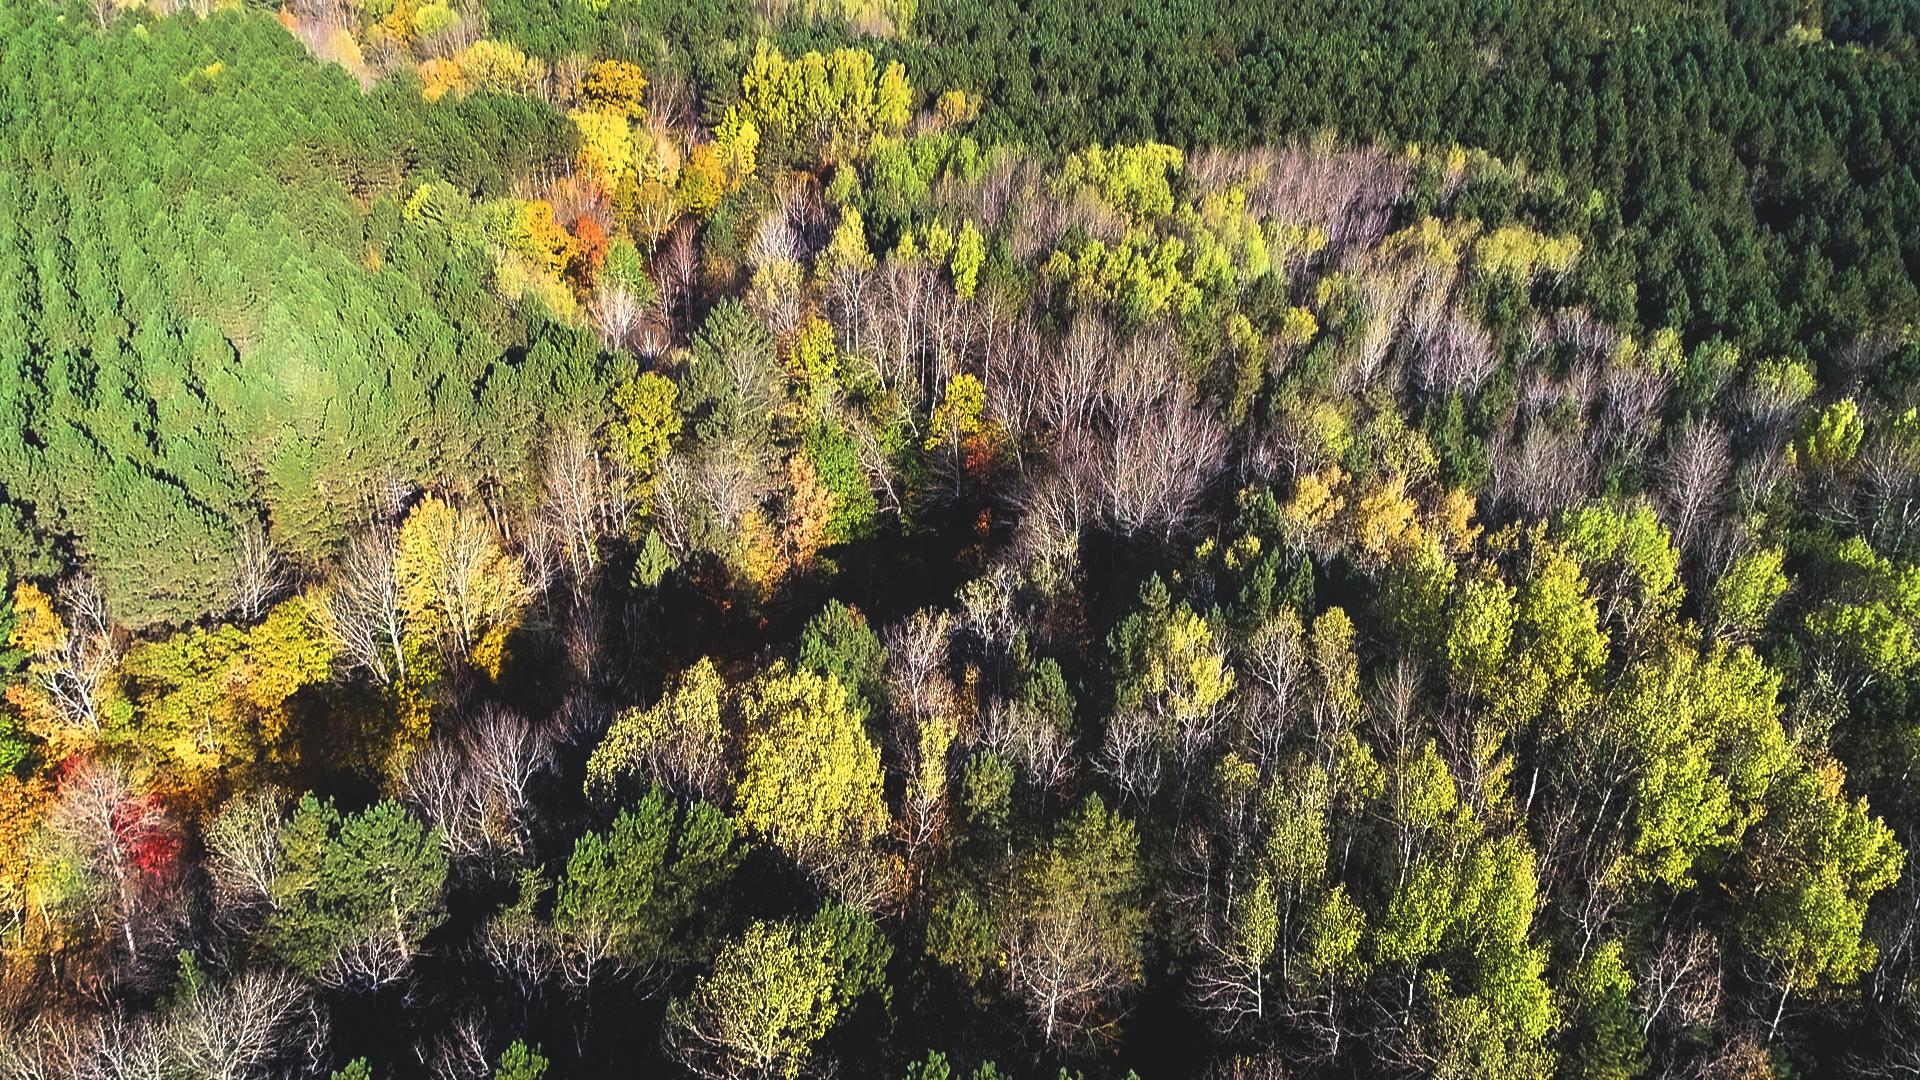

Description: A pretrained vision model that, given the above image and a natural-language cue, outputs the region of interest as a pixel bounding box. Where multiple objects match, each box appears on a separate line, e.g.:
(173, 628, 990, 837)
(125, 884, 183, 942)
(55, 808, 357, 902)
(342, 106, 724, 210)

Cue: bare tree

(1659, 421, 1732, 554)
(536, 422, 628, 590)
(479, 872, 555, 1001)
(1011, 469, 1094, 581)
(588, 282, 648, 350)
(1188, 874, 1276, 1033)
(0, 1010, 167, 1080)
(979, 697, 1076, 794)
(1861, 425, 1920, 557)
(322, 927, 421, 995)
(1052, 329, 1227, 538)
(46, 761, 182, 972)
(417, 1012, 492, 1080)
(318, 526, 406, 685)
(229, 519, 284, 623)
(882, 610, 962, 858)
(1004, 863, 1141, 1049)
(34, 576, 122, 735)
(204, 786, 288, 929)
(1598, 356, 1670, 472)
(1033, 315, 1111, 440)
(655, 221, 699, 338)
(1636, 927, 1722, 1040)
(1097, 709, 1166, 806)
(883, 610, 956, 731)
(158, 969, 320, 1080)
(1239, 612, 1306, 771)
(1412, 308, 1497, 398)
(1489, 423, 1591, 521)
(403, 706, 556, 868)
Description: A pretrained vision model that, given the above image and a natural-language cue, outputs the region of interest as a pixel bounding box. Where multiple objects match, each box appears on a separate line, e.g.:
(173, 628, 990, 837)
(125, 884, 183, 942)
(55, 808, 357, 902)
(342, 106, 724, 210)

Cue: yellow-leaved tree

(119, 595, 335, 794)
(734, 662, 886, 874)
(581, 59, 647, 118)
(395, 496, 530, 678)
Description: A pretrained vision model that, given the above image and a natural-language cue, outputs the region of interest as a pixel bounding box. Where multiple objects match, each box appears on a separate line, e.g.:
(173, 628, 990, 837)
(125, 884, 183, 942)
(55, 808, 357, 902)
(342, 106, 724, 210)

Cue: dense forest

(1, 0, 1918, 1075)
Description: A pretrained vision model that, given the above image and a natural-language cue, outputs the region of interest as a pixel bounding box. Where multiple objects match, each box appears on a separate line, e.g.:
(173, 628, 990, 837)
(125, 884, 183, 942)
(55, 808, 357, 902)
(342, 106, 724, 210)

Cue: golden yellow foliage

(1352, 478, 1423, 566)
(934, 88, 980, 127)
(8, 583, 64, 656)
(734, 662, 887, 863)
(455, 39, 545, 96)
(571, 108, 636, 189)
(1284, 466, 1348, 535)
(582, 59, 647, 118)
(0, 774, 50, 921)
(419, 57, 466, 102)
(735, 509, 783, 598)
(1475, 223, 1582, 280)
(676, 142, 728, 215)
(1432, 487, 1482, 554)
(1279, 305, 1319, 346)
(395, 496, 530, 670)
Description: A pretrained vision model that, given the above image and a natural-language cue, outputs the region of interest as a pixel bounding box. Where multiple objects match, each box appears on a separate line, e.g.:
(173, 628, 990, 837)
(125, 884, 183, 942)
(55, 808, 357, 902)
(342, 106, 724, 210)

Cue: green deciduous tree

(665, 905, 891, 1079)
(588, 658, 730, 801)
(734, 663, 887, 872)
(1735, 758, 1903, 1038)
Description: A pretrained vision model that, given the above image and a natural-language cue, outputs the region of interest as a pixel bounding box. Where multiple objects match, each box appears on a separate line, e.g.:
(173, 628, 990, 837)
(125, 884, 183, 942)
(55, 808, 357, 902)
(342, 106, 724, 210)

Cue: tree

(1004, 795, 1147, 1047)
(1600, 640, 1792, 889)
(733, 663, 888, 874)
(402, 704, 556, 865)
(1557, 500, 1683, 640)
(551, 788, 741, 991)
(582, 60, 647, 117)
(120, 596, 334, 785)
(1708, 547, 1788, 642)
(263, 796, 449, 990)
(797, 600, 886, 713)
(1658, 421, 1731, 553)
(588, 657, 731, 801)
(736, 46, 913, 168)
(395, 496, 529, 675)
(157, 966, 318, 1080)
(1104, 577, 1235, 796)
(205, 785, 287, 929)
(1559, 942, 1647, 1080)
(1191, 870, 1279, 1030)
(606, 372, 682, 503)
(7, 577, 121, 750)
(317, 528, 407, 686)
(951, 222, 985, 300)
(1800, 399, 1865, 474)
(1735, 759, 1902, 1038)
(34, 759, 184, 973)
(572, 108, 638, 190)
(665, 905, 891, 1079)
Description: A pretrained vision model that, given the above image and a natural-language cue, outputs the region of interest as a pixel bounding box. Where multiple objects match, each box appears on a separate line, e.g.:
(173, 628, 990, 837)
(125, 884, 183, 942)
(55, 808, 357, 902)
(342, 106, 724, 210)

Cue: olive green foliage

(263, 796, 449, 982)
(665, 904, 892, 1078)
(4, 0, 1920, 1077)
(797, 600, 886, 712)
(553, 788, 743, 975)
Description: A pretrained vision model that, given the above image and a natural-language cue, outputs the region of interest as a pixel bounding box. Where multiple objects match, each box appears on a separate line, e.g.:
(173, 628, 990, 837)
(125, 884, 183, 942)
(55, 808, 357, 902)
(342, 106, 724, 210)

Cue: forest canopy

(0, 0, 1917, 1077)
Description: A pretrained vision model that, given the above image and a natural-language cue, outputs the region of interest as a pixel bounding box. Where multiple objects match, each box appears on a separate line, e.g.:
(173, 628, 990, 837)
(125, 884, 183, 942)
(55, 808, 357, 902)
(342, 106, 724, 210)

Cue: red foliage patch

(110, 796, 182, 884)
